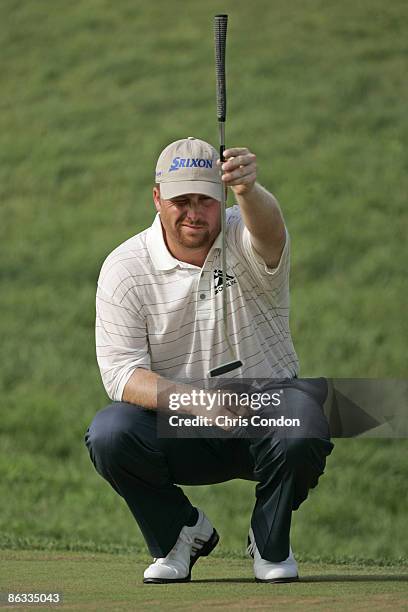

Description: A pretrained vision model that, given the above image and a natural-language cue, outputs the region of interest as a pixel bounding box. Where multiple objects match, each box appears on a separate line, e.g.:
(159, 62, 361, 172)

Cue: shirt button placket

(197, 267, 211, 319)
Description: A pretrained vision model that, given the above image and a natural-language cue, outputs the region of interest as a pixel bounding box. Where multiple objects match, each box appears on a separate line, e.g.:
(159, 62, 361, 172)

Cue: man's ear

(153, 186, 161, 213)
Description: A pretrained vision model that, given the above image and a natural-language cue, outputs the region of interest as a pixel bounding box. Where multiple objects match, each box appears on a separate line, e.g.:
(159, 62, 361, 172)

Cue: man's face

(153, 187, 221, 252)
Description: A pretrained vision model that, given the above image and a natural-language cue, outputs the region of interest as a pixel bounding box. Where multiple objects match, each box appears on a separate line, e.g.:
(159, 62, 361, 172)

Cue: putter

(209, 14, 243, 378)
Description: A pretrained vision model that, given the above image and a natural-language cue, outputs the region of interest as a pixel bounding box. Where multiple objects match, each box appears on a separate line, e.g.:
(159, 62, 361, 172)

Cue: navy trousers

(84, 379, 333, 562)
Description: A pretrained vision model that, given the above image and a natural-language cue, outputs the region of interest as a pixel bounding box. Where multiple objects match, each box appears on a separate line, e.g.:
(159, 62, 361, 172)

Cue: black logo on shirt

(214, 269, 237, 295)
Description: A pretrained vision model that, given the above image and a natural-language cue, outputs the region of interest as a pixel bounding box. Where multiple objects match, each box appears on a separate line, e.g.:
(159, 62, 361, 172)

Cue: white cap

(155, 137, 222, 201)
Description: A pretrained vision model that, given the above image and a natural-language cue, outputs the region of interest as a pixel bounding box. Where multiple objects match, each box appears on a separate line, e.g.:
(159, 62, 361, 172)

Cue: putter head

(208, 359, 243, 378)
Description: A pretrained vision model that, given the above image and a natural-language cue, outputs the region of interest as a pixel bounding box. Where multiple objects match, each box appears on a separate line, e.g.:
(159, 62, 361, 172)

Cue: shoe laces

(161, 530, 196, 561)
(247, 534, 256, 558)
(173, 530, 206, 558)
(151, 527, 205, 564)
(175, 530, 195, 548)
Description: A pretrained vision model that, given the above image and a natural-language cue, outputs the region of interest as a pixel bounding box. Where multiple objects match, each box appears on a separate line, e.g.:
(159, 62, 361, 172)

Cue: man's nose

(185, 202, 201, 219)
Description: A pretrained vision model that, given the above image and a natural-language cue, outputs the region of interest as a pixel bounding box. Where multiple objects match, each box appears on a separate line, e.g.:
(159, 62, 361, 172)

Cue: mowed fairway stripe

(1, 551, 407, 611)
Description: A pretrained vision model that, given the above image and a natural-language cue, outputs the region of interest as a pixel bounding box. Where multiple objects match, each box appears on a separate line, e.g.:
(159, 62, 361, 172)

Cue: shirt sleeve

(95, 276, 151, 402)
(226, 205, 291, 307)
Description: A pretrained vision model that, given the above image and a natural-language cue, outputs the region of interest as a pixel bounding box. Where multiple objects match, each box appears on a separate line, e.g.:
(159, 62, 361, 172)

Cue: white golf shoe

(143, 509, 219, 583)
(247, 528, 299, 583)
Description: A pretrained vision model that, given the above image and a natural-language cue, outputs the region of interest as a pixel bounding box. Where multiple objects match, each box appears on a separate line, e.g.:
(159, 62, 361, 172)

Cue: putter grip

(214, 14, 228, 122)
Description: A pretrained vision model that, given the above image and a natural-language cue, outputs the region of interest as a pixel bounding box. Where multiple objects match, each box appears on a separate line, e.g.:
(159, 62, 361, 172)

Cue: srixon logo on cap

(169, 157, 213, 172)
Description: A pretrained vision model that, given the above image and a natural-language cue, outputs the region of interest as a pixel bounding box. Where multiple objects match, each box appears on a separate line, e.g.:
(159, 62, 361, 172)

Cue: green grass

(1, 439, 407, 562)
(2, 551, 407, 611)
(0, 0, 407, 571)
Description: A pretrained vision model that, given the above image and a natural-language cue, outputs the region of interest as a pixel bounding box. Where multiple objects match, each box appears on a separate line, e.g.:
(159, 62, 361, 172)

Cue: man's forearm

(122, 368, 207, 416)
(122, 367, 163, 408)
(235, 182, 286, 268)
(121, 368, 243, 428)
(220, 148, 286, 268)
(235, 182, 285, 243)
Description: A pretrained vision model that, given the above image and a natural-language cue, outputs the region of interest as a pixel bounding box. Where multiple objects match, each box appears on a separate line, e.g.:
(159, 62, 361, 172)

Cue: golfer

(85, 137, 333, 583)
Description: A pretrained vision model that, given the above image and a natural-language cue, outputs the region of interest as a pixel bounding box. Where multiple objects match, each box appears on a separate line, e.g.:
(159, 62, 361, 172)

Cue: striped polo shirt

(96, 205, 299, 401)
